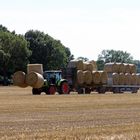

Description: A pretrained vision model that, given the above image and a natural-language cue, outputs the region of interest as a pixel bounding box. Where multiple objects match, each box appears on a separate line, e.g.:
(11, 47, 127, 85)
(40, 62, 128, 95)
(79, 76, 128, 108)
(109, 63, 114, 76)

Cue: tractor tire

(59, 82, 70, 94)
(48, 85, 56, 95)
(32, 88, 41, 95)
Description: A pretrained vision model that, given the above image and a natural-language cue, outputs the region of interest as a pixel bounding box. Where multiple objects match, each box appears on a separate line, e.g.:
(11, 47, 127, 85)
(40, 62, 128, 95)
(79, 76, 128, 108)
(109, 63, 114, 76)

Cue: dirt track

(0, 86, 140, 139)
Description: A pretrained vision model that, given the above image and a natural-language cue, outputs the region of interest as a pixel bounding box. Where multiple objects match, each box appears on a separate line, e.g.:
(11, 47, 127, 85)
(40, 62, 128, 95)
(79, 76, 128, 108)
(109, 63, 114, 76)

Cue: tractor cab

(43, 70, 62, 85)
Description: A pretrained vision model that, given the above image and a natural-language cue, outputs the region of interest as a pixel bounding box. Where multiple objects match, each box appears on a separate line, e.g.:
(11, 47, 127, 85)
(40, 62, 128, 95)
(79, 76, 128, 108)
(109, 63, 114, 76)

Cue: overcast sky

(1, 0, 140, 60)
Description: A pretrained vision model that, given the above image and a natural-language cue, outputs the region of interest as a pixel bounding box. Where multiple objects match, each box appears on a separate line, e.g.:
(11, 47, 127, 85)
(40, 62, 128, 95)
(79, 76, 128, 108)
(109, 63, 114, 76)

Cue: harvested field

(0, 87, 140, 139)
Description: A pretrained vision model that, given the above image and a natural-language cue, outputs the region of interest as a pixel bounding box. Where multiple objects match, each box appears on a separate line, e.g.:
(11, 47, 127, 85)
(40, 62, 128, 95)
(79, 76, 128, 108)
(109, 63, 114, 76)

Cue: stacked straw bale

(104, 63, 137, 74)
(112, 73, 119, 85)
(77, 70, 84, 85)
(92, 71, 101, 84)
(117, 63, 125, 73)
(67, 60, 83, 70)
(124, 63, 130, 73)
(136, 74, 140, 85)
(83, 70, 92, 85)
(99, 71, 108, 84)
(104, 63, 118, 73)
(124, 73, 131, 85)
(13, 71, 28, 88)
(26, 72, 44, 88)
(131, 73, 137, 85)
(129, 64, 137, 74)
(118, 73, 125, 85)
(27, 64, 43, 75)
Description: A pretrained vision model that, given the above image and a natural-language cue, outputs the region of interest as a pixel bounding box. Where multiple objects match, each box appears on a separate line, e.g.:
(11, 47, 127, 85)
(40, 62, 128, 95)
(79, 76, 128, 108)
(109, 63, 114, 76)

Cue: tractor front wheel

(32, 88, 41, 95)
(48, 85, 56, 95)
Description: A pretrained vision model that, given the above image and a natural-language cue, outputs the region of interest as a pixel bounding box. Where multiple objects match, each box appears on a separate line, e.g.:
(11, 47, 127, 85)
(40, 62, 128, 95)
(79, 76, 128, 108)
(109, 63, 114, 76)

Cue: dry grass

(0, 86, 140, 139)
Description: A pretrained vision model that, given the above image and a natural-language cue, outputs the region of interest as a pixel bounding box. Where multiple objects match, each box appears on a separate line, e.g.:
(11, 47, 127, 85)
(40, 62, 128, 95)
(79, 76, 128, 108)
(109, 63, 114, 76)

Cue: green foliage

(25, 30, 72, 70)
(77, 57, 89, 62)
(97, 49, 134, 70)
(0, 29, 31, 78)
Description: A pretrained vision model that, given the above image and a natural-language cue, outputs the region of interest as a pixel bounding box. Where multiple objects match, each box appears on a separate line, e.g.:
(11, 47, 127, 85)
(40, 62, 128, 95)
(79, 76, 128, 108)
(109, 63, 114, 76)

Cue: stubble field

(0, 86, 140, 139)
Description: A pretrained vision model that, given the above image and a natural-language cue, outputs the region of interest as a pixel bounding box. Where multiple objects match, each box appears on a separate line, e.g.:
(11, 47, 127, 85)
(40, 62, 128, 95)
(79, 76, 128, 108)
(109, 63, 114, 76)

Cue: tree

(77, 57, 89, 62)
(97, 49, 134, 70)
(0, 29, 31, 79)
(25, 30, 72, 70)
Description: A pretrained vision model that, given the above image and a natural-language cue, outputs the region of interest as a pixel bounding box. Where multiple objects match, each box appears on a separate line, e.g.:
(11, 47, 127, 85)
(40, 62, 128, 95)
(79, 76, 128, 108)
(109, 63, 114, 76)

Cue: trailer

(62, 68, 140, 94)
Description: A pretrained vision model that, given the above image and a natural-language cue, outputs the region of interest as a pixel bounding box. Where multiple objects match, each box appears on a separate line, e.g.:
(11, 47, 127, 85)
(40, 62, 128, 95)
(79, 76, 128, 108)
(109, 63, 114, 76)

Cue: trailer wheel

(132, 88, 138, 93)
(113, 87, 120, 94)
(85, 88, 91, 94)
(32, 88, 41, 95)
(98, 87, 106, 94)
(48, 85, 56, 95)
(78, 88, 84, 94)
(59, 82, 70, 94)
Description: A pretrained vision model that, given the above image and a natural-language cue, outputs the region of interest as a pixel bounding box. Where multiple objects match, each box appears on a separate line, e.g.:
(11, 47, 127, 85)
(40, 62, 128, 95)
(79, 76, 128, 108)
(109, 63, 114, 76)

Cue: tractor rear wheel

(32, 88, 41, 95)
(59, 82, 70, 94)
(48, 85, 56, 95)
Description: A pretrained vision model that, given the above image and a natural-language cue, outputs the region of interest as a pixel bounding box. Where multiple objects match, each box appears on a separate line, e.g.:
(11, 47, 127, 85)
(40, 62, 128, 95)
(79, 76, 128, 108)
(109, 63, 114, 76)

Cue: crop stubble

(0, 86, 140, 139)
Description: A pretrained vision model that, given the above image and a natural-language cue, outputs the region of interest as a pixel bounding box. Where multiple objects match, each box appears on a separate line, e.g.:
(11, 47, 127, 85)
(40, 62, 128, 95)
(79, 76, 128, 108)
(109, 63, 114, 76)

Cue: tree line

(0, 24, 140, 85)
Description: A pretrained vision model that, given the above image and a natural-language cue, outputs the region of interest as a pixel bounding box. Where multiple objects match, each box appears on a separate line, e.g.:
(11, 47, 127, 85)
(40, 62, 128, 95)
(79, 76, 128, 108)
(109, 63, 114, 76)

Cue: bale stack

(118, 63, 125, 73)
(129, 64, 137, 74)
(112, 73, 119, 85)
(136, 74, 140, 85)
(124, 73, 131, 85)
(118, 73, 125, 85)
(104, 63, 118, 73)
(131, 73, 137, 85)
(77, 70, 84, 85)
(27, 64, 43, 75)
(26, 72, 44, 88)
(124, 63, 131, 73)
(13, 71, 28, 88)
(67, 60, 83, 70)
(99, 71, 108, 84)
(83, 70, 92, 85)
(13, 63, 45, 88)
(92, 71, 101, 84)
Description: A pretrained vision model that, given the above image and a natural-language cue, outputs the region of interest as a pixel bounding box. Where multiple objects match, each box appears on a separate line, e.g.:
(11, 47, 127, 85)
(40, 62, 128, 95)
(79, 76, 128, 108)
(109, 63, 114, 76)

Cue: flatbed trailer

(62, 68, 140, 94)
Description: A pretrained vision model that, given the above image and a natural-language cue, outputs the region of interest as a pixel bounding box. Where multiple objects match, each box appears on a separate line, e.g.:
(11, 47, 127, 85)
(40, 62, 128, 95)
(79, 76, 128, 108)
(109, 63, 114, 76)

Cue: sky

(0, 0, 140, 60)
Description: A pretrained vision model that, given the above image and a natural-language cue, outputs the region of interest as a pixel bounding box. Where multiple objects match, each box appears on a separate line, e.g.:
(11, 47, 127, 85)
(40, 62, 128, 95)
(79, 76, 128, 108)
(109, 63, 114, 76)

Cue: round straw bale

(92, 71, 101, 84)
(13, 71, 28, 88)
(67, 60, 77, 68)
(136, 73, 140, 85)
(129, 64, 136, 74)
(124, 73, 131, 85)
(27, 64, 43, 75)
(83, 70, 92, 85)
(77, 70, 84, 85)
(117, 63, 125, 73)
(124, 63, 130, 73)
(118, 73, 125, 85)
(131, 73, 137, 85)
(104, 63, 118, 73)
(112, 73, 119, 85)
(99, 71, 108, 84)
(89, 60, 97, 71)
(83, 62, 93, 71)
(26, 72, 44, 88)
(67, 60, 83, 70)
